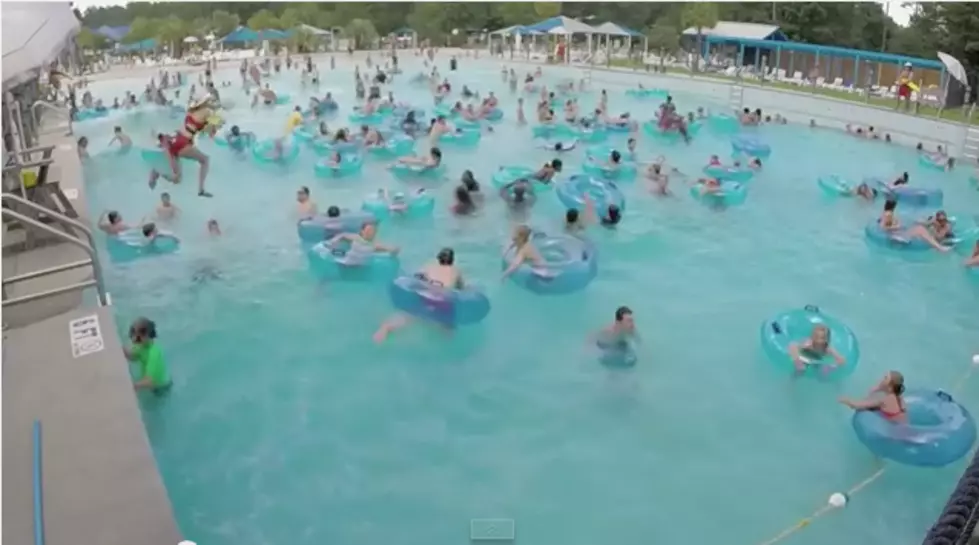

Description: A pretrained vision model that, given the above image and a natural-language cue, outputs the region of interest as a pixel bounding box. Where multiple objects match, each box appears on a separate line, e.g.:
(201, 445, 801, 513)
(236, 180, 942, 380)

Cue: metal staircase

(728, 84, 745, 111)
(1, 193, 109, 310)
(963, 125, 979, 164)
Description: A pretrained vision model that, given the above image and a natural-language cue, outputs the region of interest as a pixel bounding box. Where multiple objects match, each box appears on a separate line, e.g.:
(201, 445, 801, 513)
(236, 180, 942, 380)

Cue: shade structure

(524, 16, 600, 35)
(2, 1, 80, 90)
(220, 26, 290, 44)
(296, 24, 332, 37)
(594, 22, 631, 37)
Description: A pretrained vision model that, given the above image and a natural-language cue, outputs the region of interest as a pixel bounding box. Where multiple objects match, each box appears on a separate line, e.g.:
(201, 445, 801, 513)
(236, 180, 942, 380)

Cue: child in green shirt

(124, 317, 171, 392)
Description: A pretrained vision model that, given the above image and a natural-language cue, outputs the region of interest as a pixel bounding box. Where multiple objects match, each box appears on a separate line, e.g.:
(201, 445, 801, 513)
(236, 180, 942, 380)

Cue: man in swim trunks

(123, 317, 172, 393)
(373, 248, 464, 343)
(296, 186, 318, 218)
(595, 306, 641, 349)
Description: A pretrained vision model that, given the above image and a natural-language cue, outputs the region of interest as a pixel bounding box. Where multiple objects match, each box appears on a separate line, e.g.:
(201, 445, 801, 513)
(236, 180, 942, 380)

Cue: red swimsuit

(168, 114, 207, 156)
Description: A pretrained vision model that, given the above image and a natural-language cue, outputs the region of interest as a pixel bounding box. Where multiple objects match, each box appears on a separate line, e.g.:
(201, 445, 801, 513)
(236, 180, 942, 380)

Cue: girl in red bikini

(839, 371, 907, 423)
(149, 99, 215, 197)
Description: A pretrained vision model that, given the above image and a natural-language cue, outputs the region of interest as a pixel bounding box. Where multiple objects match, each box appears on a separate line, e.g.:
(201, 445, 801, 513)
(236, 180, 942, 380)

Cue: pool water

(78, 55, 979, 545)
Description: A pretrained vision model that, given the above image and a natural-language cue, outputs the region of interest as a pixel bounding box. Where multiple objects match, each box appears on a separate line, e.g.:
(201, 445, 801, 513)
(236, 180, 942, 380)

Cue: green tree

(287, 28, 315, 52)
(495, 3, 538, 26)
(345, 18, 378, 49)
(247, 9, 281, 30)
(123, 16, 156, 43)
(77, 28, 108, 50)
(156, 16, 190, 54)
(646, 22, 680, 73)
(681, 2, 718, 72)
(533, 2, 561, 20)
(210, 10, 240, 37)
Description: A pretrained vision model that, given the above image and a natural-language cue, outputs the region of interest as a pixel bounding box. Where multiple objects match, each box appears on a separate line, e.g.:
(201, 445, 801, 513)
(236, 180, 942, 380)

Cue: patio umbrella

(183, 36, 198, 44)
(937, 52, 968, 86)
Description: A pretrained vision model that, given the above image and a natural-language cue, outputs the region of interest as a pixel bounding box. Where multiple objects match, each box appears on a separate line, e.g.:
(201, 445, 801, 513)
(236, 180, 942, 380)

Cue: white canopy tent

(593, 22, 648, 67)
(525, 16, 602, 64)
(2, 1, 81, 91)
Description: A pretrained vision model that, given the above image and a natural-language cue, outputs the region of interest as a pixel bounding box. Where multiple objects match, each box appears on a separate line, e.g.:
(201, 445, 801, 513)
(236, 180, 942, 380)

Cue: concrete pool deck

(2, 121, 181, 545)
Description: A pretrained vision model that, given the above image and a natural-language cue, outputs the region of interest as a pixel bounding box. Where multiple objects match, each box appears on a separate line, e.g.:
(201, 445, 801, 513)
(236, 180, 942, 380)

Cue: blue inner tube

(107, 231, 179, 263)
(252, 138, 300, 165)
(852, 389, 977, 467)
(918, 153, 948, 171)
(865, 215, 969, 251)
(366, 137, 415, 158)
(306, 240, 399, 282)
(502, 232, 597, 295)
(871, 179, 944, 207)
(556, 175, 625, 216)
(439, 129, 481, 146)
(390, 161, 445, 180)
(485, 108, 504, 121)
(296, 211, 376, 243)
(314, 154, 363, 178)
(362, 189, 435, 220)
(760, 305, 859, 379)
(817, 175, 861, 197)
(583, 158, 637, 181)
(625, 88, 669, 100)
(731, 135, 772, 158)
(690, 181, 747, 206)
(388, 274, 491, 327)
(703, 165, 753, 183)
(491, 166, 553, 192)
(349, 112, 386, 125)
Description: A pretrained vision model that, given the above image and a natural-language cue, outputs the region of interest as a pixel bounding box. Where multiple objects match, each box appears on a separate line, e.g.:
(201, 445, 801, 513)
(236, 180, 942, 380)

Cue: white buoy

(828, 493, 848, 508)
(972, 354, 979, 366)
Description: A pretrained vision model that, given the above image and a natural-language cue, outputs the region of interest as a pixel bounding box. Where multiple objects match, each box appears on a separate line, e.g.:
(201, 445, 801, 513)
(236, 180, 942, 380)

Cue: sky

(72, 0, 915, 28)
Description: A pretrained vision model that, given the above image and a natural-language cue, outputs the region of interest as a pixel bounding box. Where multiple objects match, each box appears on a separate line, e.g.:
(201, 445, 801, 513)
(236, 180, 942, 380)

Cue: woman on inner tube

(877, 199, 951, 252)
(501, 225, 548, 281)
(148, 98, 214, 197)
(839, 371, 907, 423)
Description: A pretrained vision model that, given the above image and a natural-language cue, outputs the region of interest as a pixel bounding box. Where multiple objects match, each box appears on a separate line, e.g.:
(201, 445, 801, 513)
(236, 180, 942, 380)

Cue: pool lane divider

(755, 356, 979, 545)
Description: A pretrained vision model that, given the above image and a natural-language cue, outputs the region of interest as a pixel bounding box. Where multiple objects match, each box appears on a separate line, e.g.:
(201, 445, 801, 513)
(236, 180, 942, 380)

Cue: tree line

(76, 1, 977, 80)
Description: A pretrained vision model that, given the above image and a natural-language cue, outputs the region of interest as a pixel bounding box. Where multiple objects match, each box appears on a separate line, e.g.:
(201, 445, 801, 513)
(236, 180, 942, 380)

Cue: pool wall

(503, 58, 971, 156)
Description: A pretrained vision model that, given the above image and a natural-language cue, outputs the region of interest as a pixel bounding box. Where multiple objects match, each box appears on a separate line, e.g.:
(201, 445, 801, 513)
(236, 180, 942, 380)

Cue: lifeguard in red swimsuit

(149, 99, 215, 197)
(896, 62, 914, 111)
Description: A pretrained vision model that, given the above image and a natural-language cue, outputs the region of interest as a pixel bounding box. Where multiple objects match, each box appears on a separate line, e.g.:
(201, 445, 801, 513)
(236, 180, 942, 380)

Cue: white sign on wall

(68, 314, 104, 358)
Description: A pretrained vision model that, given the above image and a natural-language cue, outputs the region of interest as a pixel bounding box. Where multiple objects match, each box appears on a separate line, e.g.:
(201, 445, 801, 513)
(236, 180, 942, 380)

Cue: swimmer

(97, 210, 130, 234)
(296, 186, 318, 218)
(539, 139, 577, 152)
(207, 219, 222, 236)
(460, 170, 483, 204)
(77, 136, 90, 160)
(787, 324, 845, 373)
(501, 225, 546, 280)
(516, 97, 527, 125)
(839, 371, 907, 423)
(155, 192, 179, 221)
(922, 210, 956, 242)
(372, 247, 465, 343)
(451, 185, 477, 216)
(644, 162, 672, 196)
(225, 125, 254, 152)
(965, 241, 979, 267)
(397, 146, 442, 169)
(565, 194, 598, 234)
(108, 126, 132, 150)
(499, 179, 537, 220)
(594, 306, 640, 349)
(877, 199, 950, 252)
(123, 317, 172, 392)
(846, 182, 878, 201)
(325, 222, 400, 265)
(530, 158, 562, 185)
(285, 106, 304, 134)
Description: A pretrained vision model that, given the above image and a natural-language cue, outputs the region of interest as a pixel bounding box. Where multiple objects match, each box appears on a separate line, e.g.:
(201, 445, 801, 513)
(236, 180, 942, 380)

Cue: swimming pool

(78, 54, 979, 545)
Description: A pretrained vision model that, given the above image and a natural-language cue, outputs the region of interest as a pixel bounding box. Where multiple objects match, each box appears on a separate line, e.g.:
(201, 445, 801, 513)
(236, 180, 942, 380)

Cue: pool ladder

(728, 84, 744, 111)
(963, 125, 979, 164)
(582, 66, 593, 87)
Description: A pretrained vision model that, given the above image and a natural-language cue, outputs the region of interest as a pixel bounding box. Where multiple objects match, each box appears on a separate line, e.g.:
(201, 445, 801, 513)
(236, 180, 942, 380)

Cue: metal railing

(2, 193, 108, 308)
(30, 101, 72, 136)
(33, 420, 45, 545)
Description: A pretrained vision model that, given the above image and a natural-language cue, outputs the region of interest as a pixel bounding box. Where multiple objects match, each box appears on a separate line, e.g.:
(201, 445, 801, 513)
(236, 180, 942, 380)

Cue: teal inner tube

(760, 305, 859, 379)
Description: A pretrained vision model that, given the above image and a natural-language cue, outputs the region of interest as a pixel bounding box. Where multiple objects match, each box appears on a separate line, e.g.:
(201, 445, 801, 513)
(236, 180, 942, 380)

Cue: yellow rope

(754, 361, 978, 545)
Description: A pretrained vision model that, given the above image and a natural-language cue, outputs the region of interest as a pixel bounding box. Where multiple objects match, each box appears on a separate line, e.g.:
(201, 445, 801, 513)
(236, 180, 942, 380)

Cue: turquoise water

(78, 56, 979, 545)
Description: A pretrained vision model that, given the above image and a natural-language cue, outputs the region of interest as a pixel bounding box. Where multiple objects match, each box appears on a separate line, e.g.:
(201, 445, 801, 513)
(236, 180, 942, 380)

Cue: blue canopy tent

(219, 26, 289, 45)
(114, 38, 156, 54)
